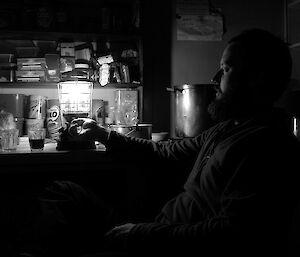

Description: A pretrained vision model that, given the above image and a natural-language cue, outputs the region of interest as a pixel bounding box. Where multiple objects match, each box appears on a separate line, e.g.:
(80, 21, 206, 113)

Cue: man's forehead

(221, 42, 245, 66)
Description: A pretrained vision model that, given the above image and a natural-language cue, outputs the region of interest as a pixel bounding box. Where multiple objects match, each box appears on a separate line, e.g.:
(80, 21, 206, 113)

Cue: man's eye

(223, 67, 229, 73)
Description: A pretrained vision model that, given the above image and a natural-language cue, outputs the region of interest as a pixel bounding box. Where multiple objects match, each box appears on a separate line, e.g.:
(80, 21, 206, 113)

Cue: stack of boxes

(14, 44, 60, 83)
(16, 58, 46, 82)
(60, 42, 93, 81)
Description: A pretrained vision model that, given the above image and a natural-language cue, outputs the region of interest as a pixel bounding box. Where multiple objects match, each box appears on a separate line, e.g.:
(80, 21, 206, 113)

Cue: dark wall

(141, 0, 284, 134)
(171, 0, 284, 85)
(141, 0, 173, 133)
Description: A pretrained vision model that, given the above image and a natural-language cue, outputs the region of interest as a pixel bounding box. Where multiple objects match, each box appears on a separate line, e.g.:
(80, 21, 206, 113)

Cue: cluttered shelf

(0, 82, 142, 89)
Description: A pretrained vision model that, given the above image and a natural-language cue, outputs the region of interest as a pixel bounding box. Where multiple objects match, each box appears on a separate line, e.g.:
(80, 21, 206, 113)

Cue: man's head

(208, 28, 292, 122)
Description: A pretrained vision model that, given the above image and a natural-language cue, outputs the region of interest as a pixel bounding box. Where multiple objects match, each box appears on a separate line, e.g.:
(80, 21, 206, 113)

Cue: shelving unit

(0, 82, 141, 89)
(0, 30, 141, 42)
(0, 0, 144, 123)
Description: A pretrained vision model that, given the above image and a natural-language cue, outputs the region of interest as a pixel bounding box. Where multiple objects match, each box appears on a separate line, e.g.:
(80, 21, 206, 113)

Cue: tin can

(46, 99, 63, 140)
(27, 95, 47, 119)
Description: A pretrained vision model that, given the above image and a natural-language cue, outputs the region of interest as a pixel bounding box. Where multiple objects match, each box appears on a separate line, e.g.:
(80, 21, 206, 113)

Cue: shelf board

(95, 83, 142, 89)
(0, 30, 141, 42)
(0, 82, 142, 89)
(0, 82, 58, 88)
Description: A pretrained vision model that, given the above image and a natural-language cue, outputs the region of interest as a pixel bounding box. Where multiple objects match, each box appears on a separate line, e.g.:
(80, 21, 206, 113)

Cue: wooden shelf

(0, 30, 141, 42)
(0, 82, 142, 89)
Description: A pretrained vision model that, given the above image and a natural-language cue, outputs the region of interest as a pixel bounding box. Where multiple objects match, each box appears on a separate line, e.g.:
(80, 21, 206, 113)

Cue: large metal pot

(168, 84, 215, 138)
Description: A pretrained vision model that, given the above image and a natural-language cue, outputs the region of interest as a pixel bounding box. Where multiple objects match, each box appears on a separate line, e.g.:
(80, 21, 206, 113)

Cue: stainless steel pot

(168, 84, 215, 138)
(109, 123, 152, 139)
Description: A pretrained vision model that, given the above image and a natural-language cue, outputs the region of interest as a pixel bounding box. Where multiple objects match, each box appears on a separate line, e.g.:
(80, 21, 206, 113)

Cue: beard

(208, 95, 232, 122)
(207, 88, 251, 122)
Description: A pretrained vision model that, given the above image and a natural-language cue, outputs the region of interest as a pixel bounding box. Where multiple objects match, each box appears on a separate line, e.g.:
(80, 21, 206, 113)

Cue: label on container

(28, 95, 46, 119)
(46, 100, 63, 140)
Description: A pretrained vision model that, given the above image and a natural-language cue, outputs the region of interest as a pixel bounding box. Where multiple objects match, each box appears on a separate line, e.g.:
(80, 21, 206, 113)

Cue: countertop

(1, 136, 106, 153)
(0, 137, 114, 175)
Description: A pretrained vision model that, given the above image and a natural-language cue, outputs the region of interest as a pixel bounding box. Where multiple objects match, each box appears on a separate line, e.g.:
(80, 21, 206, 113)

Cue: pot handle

(125, 126, 137, 137)
(166, 87, 183, 93)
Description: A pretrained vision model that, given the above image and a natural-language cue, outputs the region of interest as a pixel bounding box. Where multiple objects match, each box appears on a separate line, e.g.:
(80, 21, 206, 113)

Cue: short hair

(229, 28, 292, 102)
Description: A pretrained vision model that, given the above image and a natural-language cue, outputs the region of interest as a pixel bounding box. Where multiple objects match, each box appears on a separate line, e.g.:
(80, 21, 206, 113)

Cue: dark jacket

(106, 109, 300, 256)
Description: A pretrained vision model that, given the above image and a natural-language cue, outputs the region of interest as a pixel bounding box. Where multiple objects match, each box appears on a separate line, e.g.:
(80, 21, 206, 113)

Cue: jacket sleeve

(105, 130, 207, 163)
(124, 217, 237, 255)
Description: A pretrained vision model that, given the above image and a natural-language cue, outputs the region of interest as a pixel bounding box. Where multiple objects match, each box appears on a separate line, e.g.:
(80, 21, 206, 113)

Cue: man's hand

(69, 118, 110, 144)
(105, 223, 136, 238)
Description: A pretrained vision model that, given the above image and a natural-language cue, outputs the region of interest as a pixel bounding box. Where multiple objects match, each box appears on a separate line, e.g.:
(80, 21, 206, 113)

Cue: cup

(0, 128, 19, 152)
(27, 95, 47, 119)
(25, 118, 45, 135)
(46, 99, 63, 140)
(28, 128, 46, 152)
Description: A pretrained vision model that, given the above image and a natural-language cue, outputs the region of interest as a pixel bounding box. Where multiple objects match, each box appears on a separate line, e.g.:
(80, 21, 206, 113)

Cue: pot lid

(173, 84, 213, 90)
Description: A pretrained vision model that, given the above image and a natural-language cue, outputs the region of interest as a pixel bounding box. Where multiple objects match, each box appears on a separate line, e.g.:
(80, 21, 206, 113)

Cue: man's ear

(248, 70, 265, 89)
(247, 70, 272, 103)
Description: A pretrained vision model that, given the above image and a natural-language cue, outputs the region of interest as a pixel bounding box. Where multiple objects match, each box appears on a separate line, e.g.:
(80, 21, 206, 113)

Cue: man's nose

(211, 69, 223, 85)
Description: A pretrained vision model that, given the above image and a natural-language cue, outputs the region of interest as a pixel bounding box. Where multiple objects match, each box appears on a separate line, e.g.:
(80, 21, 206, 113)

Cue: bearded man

(17, 28, 300, 257)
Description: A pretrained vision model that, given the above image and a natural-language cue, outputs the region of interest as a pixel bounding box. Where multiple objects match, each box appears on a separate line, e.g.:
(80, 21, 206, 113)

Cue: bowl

(151, 132, 168, 142)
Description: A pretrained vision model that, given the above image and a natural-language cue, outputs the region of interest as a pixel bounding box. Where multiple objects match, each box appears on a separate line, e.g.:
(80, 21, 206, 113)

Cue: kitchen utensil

(167, 84, 215, 138)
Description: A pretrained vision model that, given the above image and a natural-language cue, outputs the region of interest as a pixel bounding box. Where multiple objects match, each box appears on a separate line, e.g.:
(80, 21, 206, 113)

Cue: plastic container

(0, 70, 15, 82)
(0, 128, 19, 152)
(114, 89, 138, 126)
(0, 94, 26, 118)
